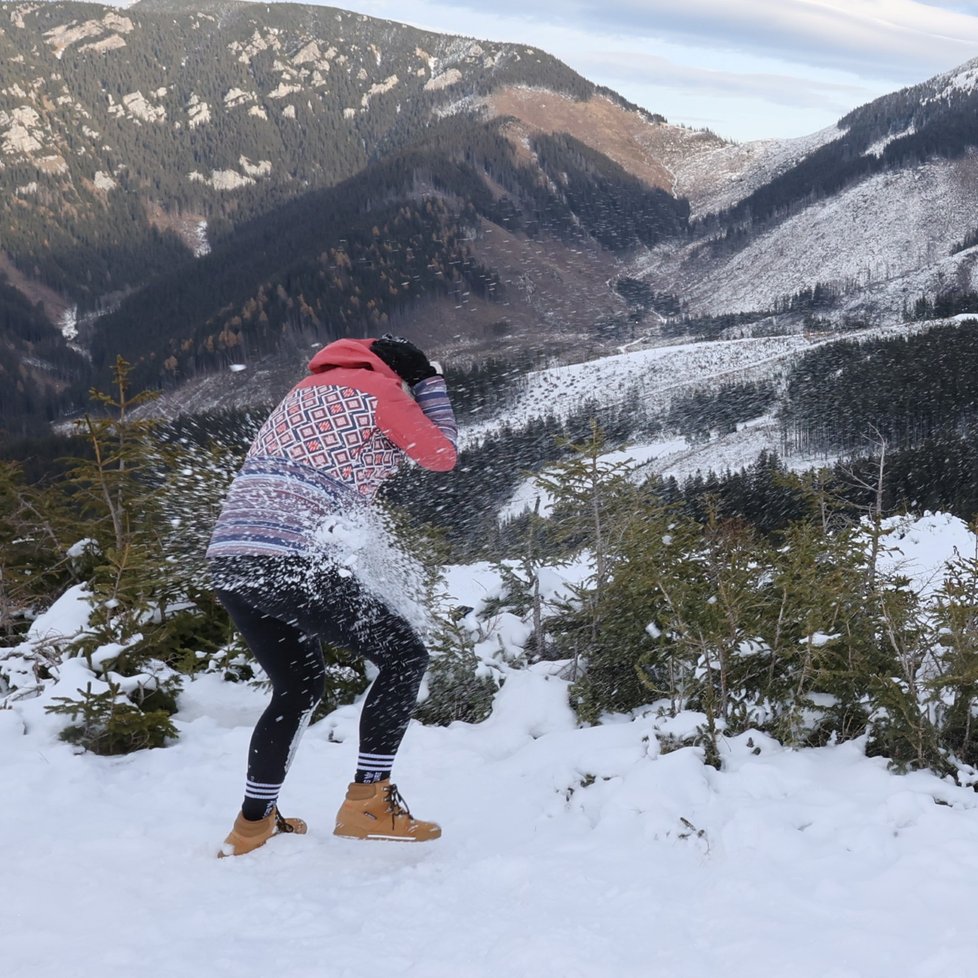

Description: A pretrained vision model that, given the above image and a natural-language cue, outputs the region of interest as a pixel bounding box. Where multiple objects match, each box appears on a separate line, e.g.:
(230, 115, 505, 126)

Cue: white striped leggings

(211, 556, 429, 818)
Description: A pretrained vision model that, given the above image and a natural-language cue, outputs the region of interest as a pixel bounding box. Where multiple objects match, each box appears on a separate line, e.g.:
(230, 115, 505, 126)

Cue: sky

(315, 0, 978, 141)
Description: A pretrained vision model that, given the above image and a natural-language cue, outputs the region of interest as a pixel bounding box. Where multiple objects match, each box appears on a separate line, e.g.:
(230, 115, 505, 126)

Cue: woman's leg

(217, 587, 326, 819)
(316, 584, 439, 842)
(283, 568, 430, 785)
(215, 557, 438, 842)
(349, 605, 429, 784)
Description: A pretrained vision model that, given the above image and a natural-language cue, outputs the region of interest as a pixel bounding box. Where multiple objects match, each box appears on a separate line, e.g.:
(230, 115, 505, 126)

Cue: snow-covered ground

(8, 672, 978, 978)
(499, 415, 831, 520)
(478, 318, 977, 520)
(5, 516, 978, 978)
(632, 148, 978, 319)
(671, 124, 844, 219)
(462, 335, 813, 448)
(467, 317, 970, 448)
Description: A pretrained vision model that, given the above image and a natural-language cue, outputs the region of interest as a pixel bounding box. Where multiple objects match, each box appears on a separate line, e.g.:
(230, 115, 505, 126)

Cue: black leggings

(212, 556, 429, 814)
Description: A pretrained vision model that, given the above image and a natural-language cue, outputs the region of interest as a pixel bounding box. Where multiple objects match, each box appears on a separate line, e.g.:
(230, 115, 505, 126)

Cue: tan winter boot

(333, 782, 441, 842)
(219, 808, 307, 857)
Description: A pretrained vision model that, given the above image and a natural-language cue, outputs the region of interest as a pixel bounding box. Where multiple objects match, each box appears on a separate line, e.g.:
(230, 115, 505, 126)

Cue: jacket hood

(307, 338, 398, 381)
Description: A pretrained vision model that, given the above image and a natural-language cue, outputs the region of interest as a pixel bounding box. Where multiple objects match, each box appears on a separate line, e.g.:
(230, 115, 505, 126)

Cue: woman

(207, 335, 457, 855)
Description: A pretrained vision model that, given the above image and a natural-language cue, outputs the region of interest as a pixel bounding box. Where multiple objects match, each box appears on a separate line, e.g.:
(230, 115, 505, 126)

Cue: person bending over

(207, 335, 457, 856)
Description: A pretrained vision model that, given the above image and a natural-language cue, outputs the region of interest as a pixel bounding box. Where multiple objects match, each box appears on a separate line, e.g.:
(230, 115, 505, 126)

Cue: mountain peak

(2, 0, 977, 441)
(930, 57, 978, 98)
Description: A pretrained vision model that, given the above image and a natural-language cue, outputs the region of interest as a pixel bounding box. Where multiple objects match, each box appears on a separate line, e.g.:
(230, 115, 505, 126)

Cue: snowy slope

(927, 57, 978, 101)
(469, 317, 972, 514)
(500, 415, 811, 521)
(637, 152, 978, 317)
(5, 516, 978, 978)
(670, 125, 844, 219)
(462, 334, 813, 446)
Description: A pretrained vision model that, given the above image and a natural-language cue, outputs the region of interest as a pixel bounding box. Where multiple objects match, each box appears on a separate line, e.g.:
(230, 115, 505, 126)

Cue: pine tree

(0, 460, 80, 638)
(14, 358, 232, 750)
(762, 519, 875, 745)
(535, 423, 649, 697)
(923, 525, 978, 767)
(568, 487, 701, 724)
(488, 497, 554, 661)
(66, 356, 176, 647)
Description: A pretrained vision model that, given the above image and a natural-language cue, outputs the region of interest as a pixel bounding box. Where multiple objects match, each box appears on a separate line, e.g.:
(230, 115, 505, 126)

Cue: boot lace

(274, 808, 296, 834)
(383, 784, 413, 820)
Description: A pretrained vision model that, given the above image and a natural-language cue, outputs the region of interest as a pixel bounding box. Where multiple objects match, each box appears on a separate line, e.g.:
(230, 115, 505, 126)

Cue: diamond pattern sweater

(206, 339, 457, 560)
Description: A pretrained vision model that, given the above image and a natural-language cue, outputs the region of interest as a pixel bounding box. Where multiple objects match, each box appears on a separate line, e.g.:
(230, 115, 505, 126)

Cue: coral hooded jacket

(296, 338, 457, 473)
(205, 338, 457, 560)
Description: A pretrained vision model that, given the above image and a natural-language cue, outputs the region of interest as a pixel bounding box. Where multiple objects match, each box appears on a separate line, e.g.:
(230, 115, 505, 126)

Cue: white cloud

(576, 50, 873, 111)
(336, 0, 978, 75)
(300, 0, 978, 139)
(666, 0, 978, 75)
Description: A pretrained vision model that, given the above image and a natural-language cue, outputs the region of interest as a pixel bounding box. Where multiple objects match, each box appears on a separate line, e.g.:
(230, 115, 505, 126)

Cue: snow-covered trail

(5, 668, 978, 978)
(462, 317, 967, 453)
(461, 335, 812, 447)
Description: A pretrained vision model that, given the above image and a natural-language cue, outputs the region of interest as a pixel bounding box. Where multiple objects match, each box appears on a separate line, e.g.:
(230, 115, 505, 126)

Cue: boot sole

(333, 830, 440, 842)
(219, 822, 307, 857)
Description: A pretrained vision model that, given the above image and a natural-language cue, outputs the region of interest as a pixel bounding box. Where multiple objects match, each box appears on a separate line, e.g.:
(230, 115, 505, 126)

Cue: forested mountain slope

(0, 0, 703, 436)
(3, 1, 978, 445)
(633, 59, 978, 321)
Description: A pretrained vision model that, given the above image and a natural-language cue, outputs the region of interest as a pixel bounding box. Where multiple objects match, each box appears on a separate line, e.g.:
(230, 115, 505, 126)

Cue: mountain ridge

(3, 0, 978, 441)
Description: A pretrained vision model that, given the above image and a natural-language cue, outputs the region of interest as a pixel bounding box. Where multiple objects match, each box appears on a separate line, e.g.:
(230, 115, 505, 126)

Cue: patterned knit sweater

(206, 339, 457, 560)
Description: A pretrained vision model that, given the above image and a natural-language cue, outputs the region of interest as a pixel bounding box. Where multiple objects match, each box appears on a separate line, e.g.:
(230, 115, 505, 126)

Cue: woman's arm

(376, 376, 458, 471)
